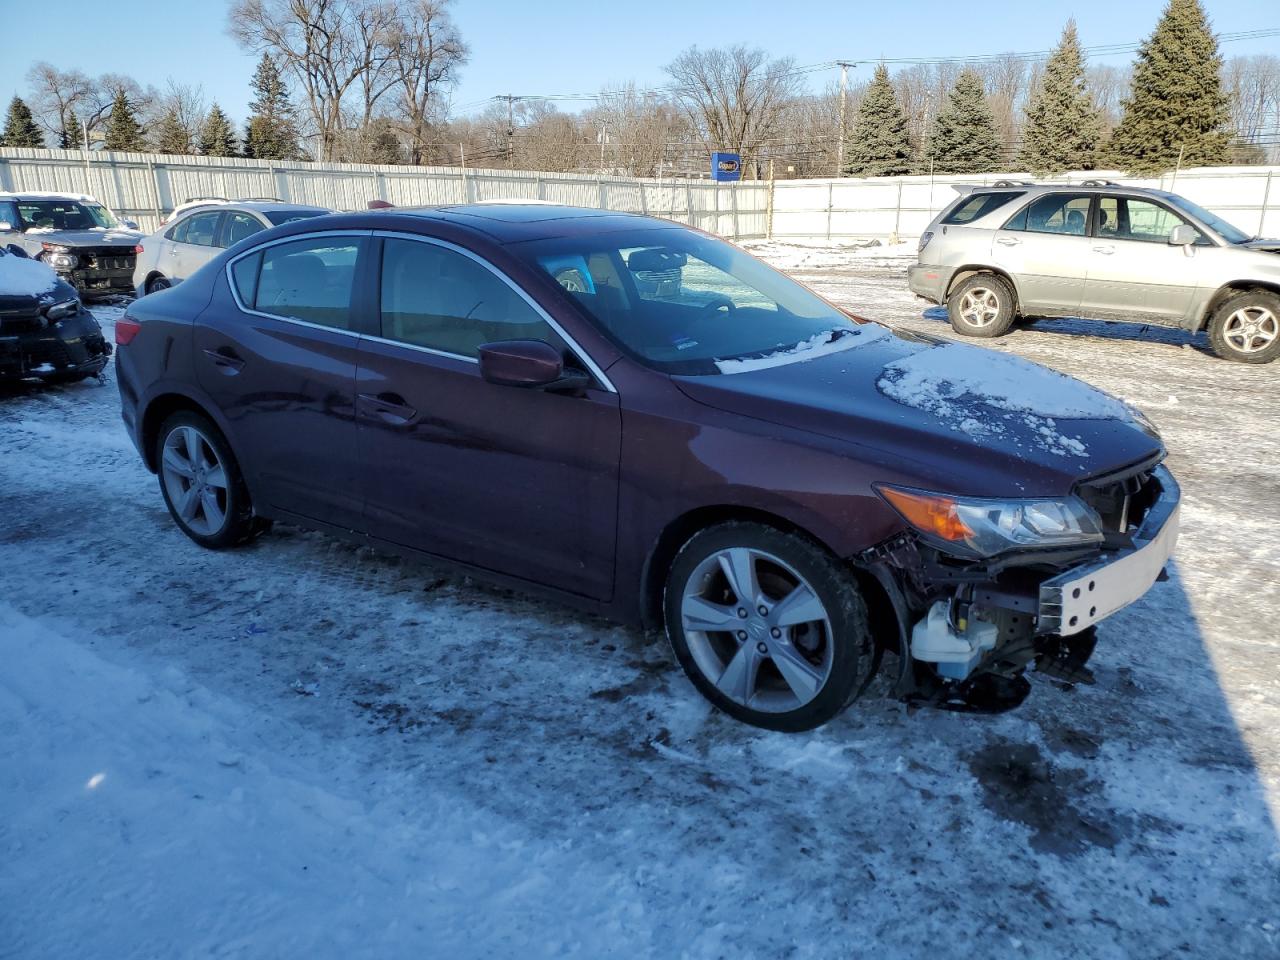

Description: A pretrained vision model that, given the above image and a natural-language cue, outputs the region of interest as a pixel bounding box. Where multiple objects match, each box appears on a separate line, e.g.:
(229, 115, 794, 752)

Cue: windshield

(514, 227, 867, 374)
(15, 199, 120, 232)
(264, 209, 327, 226)
(1161, 193, 1251, 244)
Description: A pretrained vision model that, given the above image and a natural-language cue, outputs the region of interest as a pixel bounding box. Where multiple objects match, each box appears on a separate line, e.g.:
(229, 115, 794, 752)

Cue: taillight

(115, 316, 142, 346)
(918, 231, 934, 253)
(134, 244, 144, 254)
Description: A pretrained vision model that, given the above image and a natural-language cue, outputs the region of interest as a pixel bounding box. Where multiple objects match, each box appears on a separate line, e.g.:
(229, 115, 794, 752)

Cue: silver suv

(908, 181, 1280, 363)
(132, 199, 331, 297)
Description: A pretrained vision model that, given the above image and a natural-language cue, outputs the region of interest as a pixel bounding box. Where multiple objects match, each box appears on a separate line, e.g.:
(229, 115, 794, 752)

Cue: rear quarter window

(942, 192, 1024, 225)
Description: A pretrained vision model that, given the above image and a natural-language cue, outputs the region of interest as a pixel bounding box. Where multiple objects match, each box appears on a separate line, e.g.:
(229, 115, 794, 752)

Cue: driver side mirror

(0, 221, 14, 233)
(5, 243, 29, 258)
(478, 339, 590, 393)
(1168, 224, 1198, 246)
(122, 219, 139, 230)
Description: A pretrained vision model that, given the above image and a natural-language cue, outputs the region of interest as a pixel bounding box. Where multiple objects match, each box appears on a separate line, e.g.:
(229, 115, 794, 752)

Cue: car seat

(1066, 209, 1086, 234)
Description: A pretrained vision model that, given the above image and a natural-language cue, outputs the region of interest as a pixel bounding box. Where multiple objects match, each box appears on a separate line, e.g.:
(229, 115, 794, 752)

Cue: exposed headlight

(877, 485, 1104, 558)
(44, 298, 81, 321)
(918, 231, 934, 253)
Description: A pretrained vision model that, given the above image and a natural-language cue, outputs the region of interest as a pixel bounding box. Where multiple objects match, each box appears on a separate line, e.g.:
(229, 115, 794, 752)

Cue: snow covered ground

(3, 248, 1280, 959)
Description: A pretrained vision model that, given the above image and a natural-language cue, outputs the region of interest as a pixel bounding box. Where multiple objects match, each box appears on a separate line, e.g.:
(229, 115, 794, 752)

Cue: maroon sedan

(115, 205, 1179, 731)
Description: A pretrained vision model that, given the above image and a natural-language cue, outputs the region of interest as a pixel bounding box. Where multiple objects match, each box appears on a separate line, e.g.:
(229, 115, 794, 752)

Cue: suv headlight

(877, 485, 1104, 558)
(44, 298, 80, 321)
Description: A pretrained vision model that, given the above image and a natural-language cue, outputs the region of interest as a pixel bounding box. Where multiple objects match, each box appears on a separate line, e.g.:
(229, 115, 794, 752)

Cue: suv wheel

(1208, 290, 1280, 363)
(664, 522, 874, 732)
(146, 275, 171, 296)
(156, 411, 268, 548)
(947, 274, 1016, 338)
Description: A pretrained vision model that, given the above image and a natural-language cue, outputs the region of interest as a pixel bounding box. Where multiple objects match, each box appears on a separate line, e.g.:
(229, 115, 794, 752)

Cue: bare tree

(664, 45, 803, 172)
(977, 54, 1031, 157)
(387, 0, 467, 164)
(585, 83, 689, 176)
(1086, 64, 1131, 135)
(25, 63, 91, 146)
(1225, 54, 1280, 162)
(153, 80, 209, 152)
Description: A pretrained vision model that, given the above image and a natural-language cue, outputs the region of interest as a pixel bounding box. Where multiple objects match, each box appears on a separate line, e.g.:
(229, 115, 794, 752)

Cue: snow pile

(716, 324, 890, 373)
(877, 342, 1132, 457)
(0, 250, 58, 296)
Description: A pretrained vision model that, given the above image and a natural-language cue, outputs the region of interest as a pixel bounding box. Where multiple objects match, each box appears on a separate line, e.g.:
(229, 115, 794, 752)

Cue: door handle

(202, 347, 245, 372)
(1092, 245, 1115, 255)
(995, 236, 1021, 246)
(358, 392, 417, 425)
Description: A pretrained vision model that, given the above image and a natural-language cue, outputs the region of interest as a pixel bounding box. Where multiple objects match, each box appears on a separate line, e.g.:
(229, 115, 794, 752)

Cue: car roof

(365, 203, 674, 243)
(0, 191, 100, 202)
(964, 182, 1172, 199)
(177, 200, 331, 215)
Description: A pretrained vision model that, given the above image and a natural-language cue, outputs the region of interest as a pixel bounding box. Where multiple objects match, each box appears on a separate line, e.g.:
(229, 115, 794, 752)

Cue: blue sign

(710, 152, 741, 182)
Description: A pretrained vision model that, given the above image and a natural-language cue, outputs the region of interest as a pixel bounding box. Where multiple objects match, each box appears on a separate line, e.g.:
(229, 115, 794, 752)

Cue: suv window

(943, 192, 1024, 225)
(1098, 196, 1204, 244)
(223, 212, 264, 247)
(1004, 193, 1093, 236)
(252, 237, 361, 329)
(183, 211, 223, 247)
(379, 238, 562, 358)
(0, 200, 18, 229)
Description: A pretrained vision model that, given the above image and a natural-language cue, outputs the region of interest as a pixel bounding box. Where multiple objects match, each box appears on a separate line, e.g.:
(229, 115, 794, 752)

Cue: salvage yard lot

(2, 241, 1279, 959)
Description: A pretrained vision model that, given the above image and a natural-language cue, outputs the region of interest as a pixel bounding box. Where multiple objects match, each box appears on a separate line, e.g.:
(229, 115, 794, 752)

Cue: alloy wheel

(161, 425, 229, 536)
(1222, 306, 1278, 354)
(680, 547, 834, 713)
(959, 287, 1001, 327)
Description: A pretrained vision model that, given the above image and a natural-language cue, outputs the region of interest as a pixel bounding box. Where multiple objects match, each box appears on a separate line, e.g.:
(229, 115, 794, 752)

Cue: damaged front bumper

(861, 463, 1181, 698)
(0, 310, 113, 381)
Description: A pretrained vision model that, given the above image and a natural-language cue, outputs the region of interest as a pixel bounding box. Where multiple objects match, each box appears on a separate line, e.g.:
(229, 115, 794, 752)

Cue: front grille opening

(1077, 467, 1158, 534)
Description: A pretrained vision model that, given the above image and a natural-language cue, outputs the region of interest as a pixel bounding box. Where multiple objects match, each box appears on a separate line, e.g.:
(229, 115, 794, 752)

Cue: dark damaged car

(0, 192, 144, 300)
(0, 246, 111, 383)
(114, 205, 1180, 731)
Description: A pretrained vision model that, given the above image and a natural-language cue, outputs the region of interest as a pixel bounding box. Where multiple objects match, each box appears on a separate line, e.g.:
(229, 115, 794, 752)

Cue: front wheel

(146, 275, 171, 296)
(1208, 290, 1280, 363)
(947, 274, 1016, 338)
(664, 522, 874, 732)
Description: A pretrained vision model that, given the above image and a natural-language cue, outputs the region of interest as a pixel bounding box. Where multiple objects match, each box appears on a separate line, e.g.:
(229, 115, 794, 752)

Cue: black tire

(41, 371, 91, 384)
(947, 273, 1016, 338)
(663, 521, 874, 732)
(155, 410, 266, 549)
(1207, 289, 1280, 364)
(146, 275, 171, 296)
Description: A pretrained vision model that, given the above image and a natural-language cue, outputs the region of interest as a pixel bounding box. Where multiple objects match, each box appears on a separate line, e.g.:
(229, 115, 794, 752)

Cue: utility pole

(501, 94, 516, 169)
(836, 61, 854, 178)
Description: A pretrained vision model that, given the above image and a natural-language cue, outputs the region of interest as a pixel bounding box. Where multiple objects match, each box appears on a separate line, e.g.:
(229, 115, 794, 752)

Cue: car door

(356, 234, 621, 600)
(990, 192, 1095, 316)
(173, 210, 225, 280)
(1081, 195, 1203, 325)
(194, 231, 371, 529)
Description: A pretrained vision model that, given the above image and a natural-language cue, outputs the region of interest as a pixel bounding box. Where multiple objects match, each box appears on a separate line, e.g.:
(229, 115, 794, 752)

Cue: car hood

(23, 228, 143, 248)
(1240, 238, 1280, 254)
(673, 330, 1162, 498)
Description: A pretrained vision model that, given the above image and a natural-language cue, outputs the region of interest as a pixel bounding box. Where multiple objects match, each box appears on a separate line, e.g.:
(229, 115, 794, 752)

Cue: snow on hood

(877, 341, 1132, 459)
(715, 324, 892, 373)
(0, 251, 59, 297)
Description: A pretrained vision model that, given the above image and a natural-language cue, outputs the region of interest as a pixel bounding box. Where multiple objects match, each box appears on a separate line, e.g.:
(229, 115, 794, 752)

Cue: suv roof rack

(238, 196, 286, 203)
(181, 196, 229, 204)
(1079, 179, 1119, 186)
(991, 179, 1034, 187)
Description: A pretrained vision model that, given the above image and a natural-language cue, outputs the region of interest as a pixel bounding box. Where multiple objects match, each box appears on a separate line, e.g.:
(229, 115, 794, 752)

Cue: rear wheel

(947, 274, 1016, 338)
(155, 411, 267, 548)
(664, 522, 874, 732)
(146, 275, 171, 296)
(1208, 290, 1280, 363)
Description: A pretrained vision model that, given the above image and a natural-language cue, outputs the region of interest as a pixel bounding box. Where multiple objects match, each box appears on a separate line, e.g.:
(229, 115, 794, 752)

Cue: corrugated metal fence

(1, 148, 1276, 242)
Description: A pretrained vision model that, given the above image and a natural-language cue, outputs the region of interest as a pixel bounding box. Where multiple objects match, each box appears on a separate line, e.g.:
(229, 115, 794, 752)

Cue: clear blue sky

(1, 0, 1274, 127)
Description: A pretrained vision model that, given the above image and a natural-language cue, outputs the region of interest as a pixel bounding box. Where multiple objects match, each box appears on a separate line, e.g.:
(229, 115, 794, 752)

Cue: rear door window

(250, 237, 362, 330)
(1004, 193, 1094, 236)
(222, 212, 264, 247)
(183, 211, 224, 247)
(942, 192, 1024, 225)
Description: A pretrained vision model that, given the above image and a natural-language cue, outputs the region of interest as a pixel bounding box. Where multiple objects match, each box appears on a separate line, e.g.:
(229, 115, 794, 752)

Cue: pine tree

(1019, 21, 1104, 174)
(925, 71, 1002, 174)
(844, 64, 914, 177)
(61, 109, 83, 149)
(1107, 0, 1231, 174)
(1, 97, 45, 148)
(103, 88, 145, 151)
(199, 104, 237, 156)
(243, 55, 300, 160)
(153, 107, 192, 155)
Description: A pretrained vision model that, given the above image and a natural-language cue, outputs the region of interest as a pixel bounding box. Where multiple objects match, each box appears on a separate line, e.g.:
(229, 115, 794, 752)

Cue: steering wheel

(700, 294, 736, 315)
